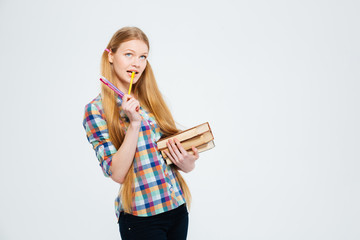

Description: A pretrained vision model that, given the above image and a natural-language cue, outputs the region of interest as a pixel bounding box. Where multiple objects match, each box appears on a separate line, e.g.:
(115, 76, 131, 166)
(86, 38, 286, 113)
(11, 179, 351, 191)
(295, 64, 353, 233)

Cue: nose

(131, 58, 140, 68)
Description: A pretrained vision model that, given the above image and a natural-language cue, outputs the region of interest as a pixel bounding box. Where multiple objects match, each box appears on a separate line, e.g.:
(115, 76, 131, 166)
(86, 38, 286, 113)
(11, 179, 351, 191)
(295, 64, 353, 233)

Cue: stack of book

(157, 122, 215, 164)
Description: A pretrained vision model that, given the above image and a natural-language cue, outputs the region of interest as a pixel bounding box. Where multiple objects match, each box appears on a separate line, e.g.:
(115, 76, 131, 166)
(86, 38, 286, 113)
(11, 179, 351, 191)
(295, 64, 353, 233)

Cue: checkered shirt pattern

(83, 94, 185, 219)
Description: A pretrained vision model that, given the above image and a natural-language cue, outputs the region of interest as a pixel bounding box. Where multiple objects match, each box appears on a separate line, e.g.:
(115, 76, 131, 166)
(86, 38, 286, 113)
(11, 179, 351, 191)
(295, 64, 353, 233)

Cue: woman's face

(109, 39, 149, 92)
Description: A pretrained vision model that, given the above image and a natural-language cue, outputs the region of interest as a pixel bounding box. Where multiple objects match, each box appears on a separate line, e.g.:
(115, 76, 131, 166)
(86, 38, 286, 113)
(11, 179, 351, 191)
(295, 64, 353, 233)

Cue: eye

(140, 55, 147, 60)
(125, 53, 132, 57)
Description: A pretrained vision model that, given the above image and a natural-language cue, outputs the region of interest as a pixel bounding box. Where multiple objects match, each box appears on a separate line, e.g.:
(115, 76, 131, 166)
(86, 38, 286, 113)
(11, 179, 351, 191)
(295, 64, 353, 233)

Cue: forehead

(118, 39, 149, 53)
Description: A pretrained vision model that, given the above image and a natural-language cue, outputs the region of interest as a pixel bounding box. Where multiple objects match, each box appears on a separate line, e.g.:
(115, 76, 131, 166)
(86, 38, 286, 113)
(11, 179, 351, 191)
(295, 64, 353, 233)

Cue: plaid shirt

(83, 94, 185, 219)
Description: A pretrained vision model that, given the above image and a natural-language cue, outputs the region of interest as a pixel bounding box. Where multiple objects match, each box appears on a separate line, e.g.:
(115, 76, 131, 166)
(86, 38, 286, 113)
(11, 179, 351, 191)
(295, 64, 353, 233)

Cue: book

(157, 122, 215, 164)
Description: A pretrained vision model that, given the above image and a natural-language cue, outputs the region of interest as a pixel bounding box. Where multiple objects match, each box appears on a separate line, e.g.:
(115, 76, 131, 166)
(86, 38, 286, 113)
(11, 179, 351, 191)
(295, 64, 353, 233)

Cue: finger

(124, 98, 137, 109)
(130, 100, 140, 111)
(122, 94, 132, 102)
(192, 146, 199, 159)
(167, 141, 179, 163)
(128, 101, 139, 112)
(122, 100, 133, 110)
(126, 98, 139, 107)
(126, 97, 136, 105)
(163, 150, 175, 163)
(169, 139, 183, 160)
(174, 138, 187, 155)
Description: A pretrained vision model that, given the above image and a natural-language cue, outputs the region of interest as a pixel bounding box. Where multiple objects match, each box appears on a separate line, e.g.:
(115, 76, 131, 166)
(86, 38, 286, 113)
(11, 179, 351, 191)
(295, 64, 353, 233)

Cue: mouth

(127, 70, 139, 75)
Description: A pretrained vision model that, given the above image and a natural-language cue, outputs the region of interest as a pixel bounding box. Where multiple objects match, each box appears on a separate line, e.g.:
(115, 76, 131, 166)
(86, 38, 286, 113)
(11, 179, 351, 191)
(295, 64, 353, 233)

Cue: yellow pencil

(128, 71, 135, 95)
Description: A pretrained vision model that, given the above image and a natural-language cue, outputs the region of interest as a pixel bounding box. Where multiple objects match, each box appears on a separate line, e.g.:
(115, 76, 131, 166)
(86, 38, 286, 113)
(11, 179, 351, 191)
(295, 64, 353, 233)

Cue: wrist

(130, 120, 142, 128)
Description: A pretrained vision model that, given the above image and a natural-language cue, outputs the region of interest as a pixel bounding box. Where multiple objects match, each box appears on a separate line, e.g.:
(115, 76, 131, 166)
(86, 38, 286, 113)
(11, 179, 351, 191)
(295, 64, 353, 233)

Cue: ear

(108, 51, 113, 64)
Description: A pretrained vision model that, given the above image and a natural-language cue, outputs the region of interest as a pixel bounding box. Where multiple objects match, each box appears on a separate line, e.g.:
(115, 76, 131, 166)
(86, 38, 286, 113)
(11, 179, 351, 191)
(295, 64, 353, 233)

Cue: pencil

(128, 71, 135, 95)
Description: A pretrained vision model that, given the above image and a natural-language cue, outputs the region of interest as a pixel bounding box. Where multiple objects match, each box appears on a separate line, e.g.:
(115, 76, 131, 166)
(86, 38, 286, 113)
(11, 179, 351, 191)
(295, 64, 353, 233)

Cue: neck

(115, 82, 128, 95)
(116, 82, 137, 98)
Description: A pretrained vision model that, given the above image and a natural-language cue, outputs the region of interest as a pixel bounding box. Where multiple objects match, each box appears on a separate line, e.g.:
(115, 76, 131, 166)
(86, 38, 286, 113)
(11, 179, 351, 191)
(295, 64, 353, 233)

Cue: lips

(127, 70, 139, 74)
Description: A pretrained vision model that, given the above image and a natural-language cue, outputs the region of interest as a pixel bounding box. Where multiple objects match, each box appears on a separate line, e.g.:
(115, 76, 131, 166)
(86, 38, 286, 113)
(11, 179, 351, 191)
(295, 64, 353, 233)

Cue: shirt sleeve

(83, 103, 117, 177)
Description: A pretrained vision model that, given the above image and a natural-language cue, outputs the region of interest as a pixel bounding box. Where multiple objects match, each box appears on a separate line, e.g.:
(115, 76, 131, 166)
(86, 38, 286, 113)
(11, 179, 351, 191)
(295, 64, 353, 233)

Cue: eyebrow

(123, 49, 148, 55)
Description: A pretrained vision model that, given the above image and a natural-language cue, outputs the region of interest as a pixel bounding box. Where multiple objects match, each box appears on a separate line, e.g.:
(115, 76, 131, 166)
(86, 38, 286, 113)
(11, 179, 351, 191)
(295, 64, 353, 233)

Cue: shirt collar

(116, 94, 123, 108)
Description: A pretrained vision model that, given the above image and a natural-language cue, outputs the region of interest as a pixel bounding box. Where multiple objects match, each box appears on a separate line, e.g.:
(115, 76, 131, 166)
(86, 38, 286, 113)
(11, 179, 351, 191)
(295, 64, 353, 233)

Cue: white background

(0, 0, 359, 239)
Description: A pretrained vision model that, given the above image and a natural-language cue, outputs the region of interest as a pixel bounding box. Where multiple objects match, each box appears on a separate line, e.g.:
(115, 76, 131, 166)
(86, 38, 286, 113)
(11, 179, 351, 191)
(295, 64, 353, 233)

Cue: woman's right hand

(122, 94, 141, 123)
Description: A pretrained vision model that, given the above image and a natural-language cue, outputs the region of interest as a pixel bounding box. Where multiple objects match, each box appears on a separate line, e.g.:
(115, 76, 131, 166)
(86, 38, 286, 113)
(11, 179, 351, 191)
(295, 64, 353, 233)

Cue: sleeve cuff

(100, 155, 113, 177)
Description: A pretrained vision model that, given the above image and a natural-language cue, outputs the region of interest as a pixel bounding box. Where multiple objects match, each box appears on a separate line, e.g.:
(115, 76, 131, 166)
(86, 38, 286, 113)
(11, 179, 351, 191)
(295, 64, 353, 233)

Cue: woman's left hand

(164, 138, 199, 173)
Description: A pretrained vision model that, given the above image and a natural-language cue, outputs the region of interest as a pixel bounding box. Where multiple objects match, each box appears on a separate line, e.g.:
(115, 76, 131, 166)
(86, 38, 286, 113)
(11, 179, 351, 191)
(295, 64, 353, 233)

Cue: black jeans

(118, 204, 189, 240)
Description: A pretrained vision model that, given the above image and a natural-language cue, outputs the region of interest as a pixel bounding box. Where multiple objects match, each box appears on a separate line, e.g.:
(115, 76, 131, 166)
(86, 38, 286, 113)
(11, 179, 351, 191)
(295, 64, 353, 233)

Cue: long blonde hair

(100, 27, 191, 213)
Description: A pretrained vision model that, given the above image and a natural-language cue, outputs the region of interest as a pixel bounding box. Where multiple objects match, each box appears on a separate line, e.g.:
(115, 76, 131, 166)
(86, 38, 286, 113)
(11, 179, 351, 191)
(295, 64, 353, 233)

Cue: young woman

(83, 27, 199, 240)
